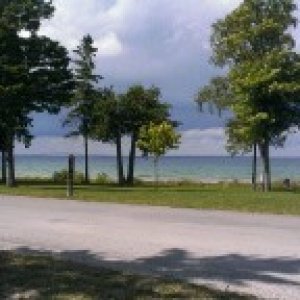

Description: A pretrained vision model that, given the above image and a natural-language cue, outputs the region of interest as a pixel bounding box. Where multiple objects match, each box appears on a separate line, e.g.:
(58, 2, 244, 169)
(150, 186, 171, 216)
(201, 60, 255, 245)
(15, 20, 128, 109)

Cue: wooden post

(1, 151, 6, 184)
(252, 143, 257, 191)
(67, 154, 75, 197)
(84, 134, 89, 184)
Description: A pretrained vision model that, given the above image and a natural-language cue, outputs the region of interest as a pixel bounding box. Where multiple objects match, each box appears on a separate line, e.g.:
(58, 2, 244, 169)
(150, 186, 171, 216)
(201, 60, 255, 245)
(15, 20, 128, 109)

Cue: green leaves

(65, 34, 101, 137)
(120, 85, 171, 132)
(89, 87, 122, 142)
(137, 121, 181, 159)
(203, 0, 300, 155)
(89, 85, 176, 184)
(196, 76, 232, 114)
(0, 0, 73, 149)
(90, 85, 173, 143)
(199, 0, 300, 190)
(211, 0, 296, 66)
(0, 0, 54, 32)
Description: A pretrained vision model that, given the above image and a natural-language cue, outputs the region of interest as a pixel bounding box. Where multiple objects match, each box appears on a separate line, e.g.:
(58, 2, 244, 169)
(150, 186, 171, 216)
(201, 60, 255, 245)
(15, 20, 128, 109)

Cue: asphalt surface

(0, 195, 300, 299)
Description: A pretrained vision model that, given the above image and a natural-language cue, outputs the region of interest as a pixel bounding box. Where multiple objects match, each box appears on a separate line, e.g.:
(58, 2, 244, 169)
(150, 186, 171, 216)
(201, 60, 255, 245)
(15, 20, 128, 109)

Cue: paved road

(0, 195, 300, 299)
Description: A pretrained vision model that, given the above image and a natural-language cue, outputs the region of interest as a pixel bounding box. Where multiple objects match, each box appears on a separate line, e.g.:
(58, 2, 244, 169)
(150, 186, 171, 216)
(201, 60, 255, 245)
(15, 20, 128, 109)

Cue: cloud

(271, 131, 300, 157)
(34, 0, 246, 146)
(15, 136, 117, 156)
(169, 128, 227, 156)
(15, 128, 226, 156)
(15, 128, 227, 156)
(15, 128, 300, 157)
(95, 32, 123, 57)
(29, 0, 300, 158)
(39, 0, 242, 97)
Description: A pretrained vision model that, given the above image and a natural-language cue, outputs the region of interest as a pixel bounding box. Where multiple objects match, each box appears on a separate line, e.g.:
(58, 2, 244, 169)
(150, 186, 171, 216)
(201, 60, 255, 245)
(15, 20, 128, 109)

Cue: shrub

(95, 172, 112, 184)
(53, 169, 85, 184)
(133, 177, 144, 185)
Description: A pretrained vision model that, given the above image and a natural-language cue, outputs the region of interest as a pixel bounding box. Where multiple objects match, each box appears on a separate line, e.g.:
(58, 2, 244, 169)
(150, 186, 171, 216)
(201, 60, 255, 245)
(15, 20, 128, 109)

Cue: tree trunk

(1, 150, 7, 184)
(154, 156, 159, 187)
(126, 132, 137, 185)
(252, 143, 257, 191)
(6, 136, 16, 187)
(259, 141, 271, 192)
(84, 134, 89, 184)
(116, 132, 125, 185)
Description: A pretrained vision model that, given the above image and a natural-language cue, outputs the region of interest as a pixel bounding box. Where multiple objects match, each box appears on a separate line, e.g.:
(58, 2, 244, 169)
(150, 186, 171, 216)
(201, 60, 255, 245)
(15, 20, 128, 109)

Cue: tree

(137, 121, 181, 184)
(202, 0, 300, 191)
(64, 34, 102, 184)
(90, 85, 174, 186)
(89, 87, 127, 185)
(0, 126, 7, 183)
(230, 51, 300, 191)
(196, 76, 231, 114)
(196, 76, 259, 190)
(0, 0, 73, 187)
(120, 85, 173, 185)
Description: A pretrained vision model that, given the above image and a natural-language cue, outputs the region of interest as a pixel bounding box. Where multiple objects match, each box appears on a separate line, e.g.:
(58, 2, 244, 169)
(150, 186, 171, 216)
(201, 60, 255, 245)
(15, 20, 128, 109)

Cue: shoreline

(10, 175, 300, 185)
(12, 154, 300, 159)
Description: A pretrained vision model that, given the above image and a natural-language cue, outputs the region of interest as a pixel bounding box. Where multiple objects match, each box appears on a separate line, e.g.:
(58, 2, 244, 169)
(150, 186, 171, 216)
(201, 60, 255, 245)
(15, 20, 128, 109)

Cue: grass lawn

(0, 180, 300, 215)
(0, 251, 252, 300)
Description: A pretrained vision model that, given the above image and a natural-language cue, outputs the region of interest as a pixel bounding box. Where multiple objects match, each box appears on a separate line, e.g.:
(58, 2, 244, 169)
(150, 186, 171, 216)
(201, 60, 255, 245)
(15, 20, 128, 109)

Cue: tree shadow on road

(0, 249, 253, 300)
(5, 247, 300, 293)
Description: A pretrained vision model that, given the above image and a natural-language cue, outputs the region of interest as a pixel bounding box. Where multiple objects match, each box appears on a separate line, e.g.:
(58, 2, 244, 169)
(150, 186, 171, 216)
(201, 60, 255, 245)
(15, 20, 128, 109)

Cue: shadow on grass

(272, 187, 300, 194)
(0, 249, 254, 300)
(2, 247, 300, 299)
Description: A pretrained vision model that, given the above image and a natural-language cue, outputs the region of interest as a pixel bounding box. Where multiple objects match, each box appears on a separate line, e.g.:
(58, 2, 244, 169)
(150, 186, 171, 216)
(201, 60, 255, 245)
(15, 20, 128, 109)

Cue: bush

(53, 169, 85, 184)
(95, 172, 112, 184)
(133, 177, 144, 185)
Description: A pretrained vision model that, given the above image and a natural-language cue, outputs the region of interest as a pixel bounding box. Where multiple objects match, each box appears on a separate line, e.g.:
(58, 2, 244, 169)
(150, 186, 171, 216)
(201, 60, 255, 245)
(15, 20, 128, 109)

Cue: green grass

(0, 251, 252, 299)
(0, 180, 300, 215)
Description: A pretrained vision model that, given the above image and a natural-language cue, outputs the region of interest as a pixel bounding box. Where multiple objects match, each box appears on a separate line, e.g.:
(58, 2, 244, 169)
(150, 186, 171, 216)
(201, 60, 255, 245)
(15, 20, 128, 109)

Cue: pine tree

(64, 34, 102, 184)
(0, 0, 73, 186)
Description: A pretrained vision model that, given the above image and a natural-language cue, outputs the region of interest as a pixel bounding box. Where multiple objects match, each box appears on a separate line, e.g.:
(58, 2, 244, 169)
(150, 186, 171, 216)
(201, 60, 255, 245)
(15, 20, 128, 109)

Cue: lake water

(11, 155, 300, 182)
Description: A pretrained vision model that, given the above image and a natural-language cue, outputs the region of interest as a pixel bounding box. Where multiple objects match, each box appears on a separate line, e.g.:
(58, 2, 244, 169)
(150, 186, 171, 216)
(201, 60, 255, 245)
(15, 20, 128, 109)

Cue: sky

(16, 0, 300, 156)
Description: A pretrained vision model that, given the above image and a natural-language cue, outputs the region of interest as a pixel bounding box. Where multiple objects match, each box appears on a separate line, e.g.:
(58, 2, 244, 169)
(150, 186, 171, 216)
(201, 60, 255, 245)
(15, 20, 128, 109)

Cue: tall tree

(64, 34, 102, 184)
(90, 85, 174, 186)
(121, 85, 172, 185)
(0, 126, 7, 183)
(90, 87, 127, 185)
(0, 0, 73, 186)
(202, 0, 300, 191)
(196, 76, 259, 190)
